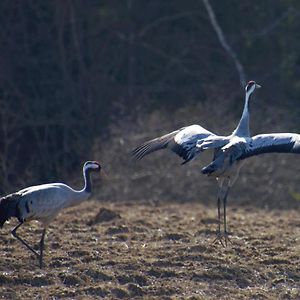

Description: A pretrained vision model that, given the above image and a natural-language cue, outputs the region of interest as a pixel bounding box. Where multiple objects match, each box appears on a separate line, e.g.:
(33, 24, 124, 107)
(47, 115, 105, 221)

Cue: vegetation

(1, 3, 300, 298)
(0, 1, 300, 193)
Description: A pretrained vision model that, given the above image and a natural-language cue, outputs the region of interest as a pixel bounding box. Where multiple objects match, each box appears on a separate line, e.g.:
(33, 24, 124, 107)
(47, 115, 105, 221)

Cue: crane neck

(82, 167, 93, 194)
(60, 168, 96, 207)
(68, 167, 94, 207)
(232, 91, 251, 137)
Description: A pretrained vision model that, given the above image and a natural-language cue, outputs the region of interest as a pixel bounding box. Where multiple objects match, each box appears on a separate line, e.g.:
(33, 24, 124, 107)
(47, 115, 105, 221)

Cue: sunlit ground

(0, 200, 299, 299)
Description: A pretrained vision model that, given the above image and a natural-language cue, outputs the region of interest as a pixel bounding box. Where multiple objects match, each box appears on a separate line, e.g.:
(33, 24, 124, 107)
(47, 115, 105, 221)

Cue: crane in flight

(131, 81, 261, 245)
(0, 161, 101, 268)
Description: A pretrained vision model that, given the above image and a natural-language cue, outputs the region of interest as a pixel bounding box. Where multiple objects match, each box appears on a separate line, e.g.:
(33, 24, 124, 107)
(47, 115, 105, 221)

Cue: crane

(131, 81, 261, 245)
(0, 161, 101, 268)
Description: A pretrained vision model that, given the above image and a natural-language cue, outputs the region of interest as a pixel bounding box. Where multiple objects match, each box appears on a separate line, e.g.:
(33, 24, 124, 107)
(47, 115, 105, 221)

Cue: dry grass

(94, 103, 300, 210)
(0, 200, 299, 299)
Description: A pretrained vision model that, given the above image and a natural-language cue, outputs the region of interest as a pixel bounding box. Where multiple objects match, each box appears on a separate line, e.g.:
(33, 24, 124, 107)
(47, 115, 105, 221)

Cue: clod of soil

(85, 269, 112, 281)
(88, 207, 121, 225)
(105, 225, 129, 235)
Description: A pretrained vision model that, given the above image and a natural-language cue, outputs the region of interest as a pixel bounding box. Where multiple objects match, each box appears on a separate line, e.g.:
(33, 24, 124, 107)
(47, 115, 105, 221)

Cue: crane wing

(131, 124, 216, 164)
(238, 133, 300, 160)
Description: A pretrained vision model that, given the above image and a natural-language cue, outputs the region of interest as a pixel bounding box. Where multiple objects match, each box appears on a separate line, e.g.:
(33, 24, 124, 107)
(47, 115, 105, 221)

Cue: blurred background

(1, 0, 300, 208)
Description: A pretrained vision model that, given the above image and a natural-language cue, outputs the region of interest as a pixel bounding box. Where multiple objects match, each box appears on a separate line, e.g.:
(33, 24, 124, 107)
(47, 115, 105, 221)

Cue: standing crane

(0, 161, 101, 268)
(131, 81, 261, 245)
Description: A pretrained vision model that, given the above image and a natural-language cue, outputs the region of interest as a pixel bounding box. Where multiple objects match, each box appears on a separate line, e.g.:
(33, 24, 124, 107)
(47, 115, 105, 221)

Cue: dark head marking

(84, 161, 102, 172)
(245, 80, 261, 93)
(245, 81, 256, 92)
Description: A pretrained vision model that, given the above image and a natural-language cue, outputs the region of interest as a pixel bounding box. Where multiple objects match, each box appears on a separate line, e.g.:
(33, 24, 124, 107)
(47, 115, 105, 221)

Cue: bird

(0, 160, 101, 268)
(131, 81, 261, 245)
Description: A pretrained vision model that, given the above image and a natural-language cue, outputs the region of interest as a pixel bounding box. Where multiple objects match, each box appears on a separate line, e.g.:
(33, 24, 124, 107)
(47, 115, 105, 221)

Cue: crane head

(84, 161, 102, 173)
(245, 81, 261, 94)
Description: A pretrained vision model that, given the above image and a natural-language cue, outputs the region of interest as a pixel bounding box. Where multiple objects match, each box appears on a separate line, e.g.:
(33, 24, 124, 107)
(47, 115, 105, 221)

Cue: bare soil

(0, 200, 299, 299)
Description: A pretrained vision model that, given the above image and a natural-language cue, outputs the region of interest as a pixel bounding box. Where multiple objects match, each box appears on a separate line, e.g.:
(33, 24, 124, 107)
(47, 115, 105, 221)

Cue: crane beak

(100, 168, 109, 180)
(255, 84, 261, 88)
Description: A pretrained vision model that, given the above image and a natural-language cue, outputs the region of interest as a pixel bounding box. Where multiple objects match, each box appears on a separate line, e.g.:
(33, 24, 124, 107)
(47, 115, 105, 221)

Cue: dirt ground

(0, 200, 299, 299)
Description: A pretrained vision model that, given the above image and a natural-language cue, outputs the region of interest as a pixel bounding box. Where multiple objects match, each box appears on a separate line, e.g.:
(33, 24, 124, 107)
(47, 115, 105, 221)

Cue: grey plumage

(204, 133, 300, 176)
(131, 125, 215, 164)
(239, 133, 300, 159)
(131, 81, 261, 245)
(131, 129, 183, 160)
(0, 161, 101, 268)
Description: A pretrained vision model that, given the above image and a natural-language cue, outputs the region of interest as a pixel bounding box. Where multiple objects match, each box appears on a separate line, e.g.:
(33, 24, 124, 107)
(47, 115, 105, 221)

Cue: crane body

(0, 161, 101, 268)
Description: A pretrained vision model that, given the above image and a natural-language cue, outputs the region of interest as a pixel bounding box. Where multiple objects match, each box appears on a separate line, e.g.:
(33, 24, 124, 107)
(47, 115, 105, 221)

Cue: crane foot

(212, 231, 233, 247)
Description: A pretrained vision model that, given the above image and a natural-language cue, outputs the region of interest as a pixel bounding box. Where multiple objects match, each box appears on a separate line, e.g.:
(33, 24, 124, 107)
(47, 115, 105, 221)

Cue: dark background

(1, 0, 300, 207)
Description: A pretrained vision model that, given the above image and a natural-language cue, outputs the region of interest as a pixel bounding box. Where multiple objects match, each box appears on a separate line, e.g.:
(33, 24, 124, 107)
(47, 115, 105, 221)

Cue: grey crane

(0, 161, 101, 268)
(131, 81, 261, 245)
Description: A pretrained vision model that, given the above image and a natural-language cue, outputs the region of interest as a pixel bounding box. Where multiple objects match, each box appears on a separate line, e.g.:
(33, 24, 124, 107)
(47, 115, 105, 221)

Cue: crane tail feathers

(0, 194, 20, 228)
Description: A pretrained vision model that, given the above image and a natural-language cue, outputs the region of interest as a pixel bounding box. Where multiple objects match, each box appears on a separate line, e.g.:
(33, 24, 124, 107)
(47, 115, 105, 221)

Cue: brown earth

(1, 102, 300, 299)
(0, 200, 299, 299)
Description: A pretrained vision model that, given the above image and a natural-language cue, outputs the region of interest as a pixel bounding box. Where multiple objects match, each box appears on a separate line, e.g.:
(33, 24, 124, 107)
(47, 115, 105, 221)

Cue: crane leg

(217, 196, 221, 235)
(11, 222, 42, 266)
(223, 185, 232, 246)
(39, 229, 46, 269)
(212, 195, 225, 246)
(212, 181, 225, 247)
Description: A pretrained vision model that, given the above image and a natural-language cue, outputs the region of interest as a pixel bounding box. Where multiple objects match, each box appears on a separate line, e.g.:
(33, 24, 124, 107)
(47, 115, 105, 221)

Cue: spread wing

(238, 133, 300, 160)
(131, 124, 216, 164)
